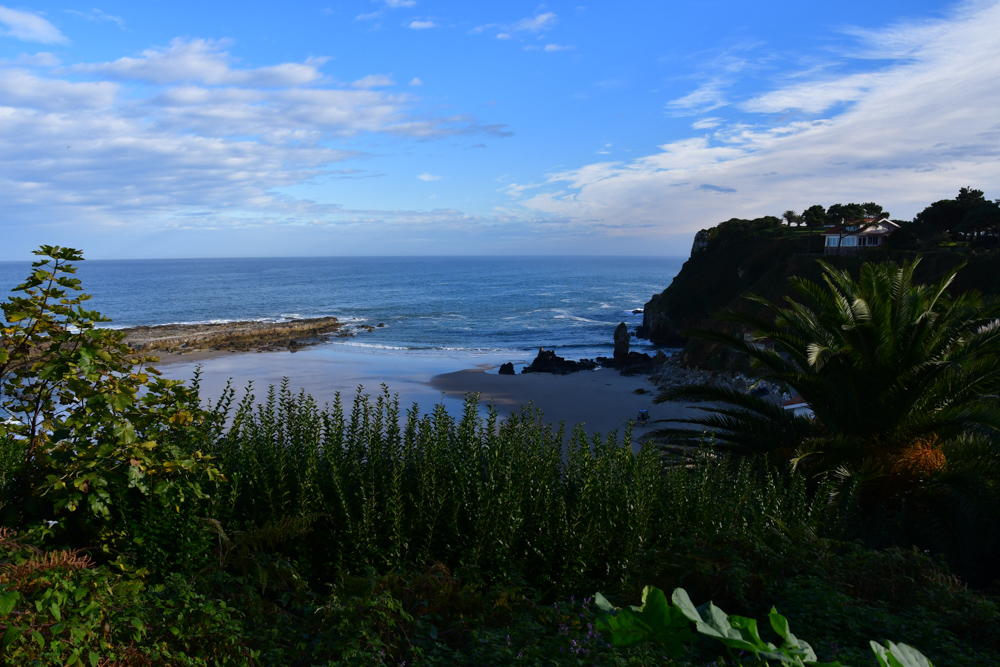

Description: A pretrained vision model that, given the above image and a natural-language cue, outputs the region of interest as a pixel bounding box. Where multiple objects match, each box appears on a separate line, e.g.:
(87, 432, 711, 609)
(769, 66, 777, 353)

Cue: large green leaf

(595, 586, 693, 657)
(0, 591, 20, 616)
(770, 608, 818, 662)
(871, 641, 935, 667)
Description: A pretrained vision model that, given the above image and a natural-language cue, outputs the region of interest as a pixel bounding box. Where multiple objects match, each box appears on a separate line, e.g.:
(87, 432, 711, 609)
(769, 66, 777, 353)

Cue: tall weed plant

(659, 450, 833, 545)
(209, 382, 661, 594)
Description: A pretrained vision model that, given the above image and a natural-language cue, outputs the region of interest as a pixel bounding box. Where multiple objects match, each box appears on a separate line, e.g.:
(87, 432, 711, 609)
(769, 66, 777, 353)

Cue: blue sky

(1, 0, 998, 259)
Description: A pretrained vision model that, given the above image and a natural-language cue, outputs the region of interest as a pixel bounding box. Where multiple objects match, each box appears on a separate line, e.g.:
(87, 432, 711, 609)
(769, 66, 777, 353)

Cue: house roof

(782, 394, 808, 409)
(823, 218, 898, 236)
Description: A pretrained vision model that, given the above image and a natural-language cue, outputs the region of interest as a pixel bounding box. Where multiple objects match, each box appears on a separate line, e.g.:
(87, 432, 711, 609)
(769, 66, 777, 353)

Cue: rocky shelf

(120, 317, 376, 355)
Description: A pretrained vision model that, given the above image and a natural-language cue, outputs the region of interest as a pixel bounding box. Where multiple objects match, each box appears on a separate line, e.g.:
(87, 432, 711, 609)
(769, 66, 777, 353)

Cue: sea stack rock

(613, 322, 630, 360)
(498, 362, 515, 375)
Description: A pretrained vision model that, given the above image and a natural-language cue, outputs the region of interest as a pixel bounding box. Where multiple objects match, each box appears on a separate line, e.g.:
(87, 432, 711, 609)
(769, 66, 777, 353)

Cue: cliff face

(638, 218, 1000, 368)
(637, 216, 803, 348)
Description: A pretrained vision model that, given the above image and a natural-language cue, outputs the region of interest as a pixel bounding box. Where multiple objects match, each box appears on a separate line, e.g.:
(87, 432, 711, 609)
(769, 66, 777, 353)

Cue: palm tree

(782, 210, 802, 227)
(654, 260, 1000, 578)
(654, 259, 1000, 476)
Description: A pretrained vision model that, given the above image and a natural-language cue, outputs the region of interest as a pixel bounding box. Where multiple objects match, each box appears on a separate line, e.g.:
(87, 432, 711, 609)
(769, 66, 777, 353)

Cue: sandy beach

(152, 342, 710, 445)
(431, 367, 699, 440)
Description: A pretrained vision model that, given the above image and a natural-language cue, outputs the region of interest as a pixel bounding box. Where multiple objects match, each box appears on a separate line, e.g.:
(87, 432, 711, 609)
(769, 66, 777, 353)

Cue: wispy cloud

(0, 37, 510, 233)
(352, 73, 395, 88)
(65, 8, 126, 30)
(382, 0, 416, 7)
(472, 11, 558, 40)
(409, 77, 423, 85)
(544, 43, 573, 52)
(0, 6, 67, 44)
(513, 12, 557, 32)
(417, 173, 441, 181)
(513, 1, 1000, 237)
(72, 38, 327, 86)
(666, 78, 730, 114)
(407, 19, 437, 29)
(691, 117, 722, 129)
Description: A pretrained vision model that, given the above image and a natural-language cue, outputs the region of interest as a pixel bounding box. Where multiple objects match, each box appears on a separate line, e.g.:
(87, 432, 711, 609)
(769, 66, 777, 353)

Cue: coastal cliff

(639, 215, 1000, 369)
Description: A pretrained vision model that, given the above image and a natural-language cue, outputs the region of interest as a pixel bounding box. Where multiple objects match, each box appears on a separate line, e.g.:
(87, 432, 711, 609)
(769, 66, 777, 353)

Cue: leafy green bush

(0, 246, 225, 566)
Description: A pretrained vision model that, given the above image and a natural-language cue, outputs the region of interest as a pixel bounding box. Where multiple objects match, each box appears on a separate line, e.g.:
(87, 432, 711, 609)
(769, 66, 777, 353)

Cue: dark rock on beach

(598, 351, 655, 375)
(498, 362, 516, 375)
(521, 348, 597, 374)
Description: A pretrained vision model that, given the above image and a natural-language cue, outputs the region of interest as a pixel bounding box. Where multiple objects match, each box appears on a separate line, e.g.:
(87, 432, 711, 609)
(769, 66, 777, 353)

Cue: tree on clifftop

(801, 205, 827, 228)
(782, 210, 802, 227)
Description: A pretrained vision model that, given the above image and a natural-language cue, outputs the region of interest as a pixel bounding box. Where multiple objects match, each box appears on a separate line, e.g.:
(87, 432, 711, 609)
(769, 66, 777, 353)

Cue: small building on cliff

(782, 395, 814, 419)
(823, 218, 898, 254)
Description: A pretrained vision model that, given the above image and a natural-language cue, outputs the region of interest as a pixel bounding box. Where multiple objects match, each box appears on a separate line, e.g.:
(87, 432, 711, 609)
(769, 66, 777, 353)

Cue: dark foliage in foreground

(653, 259, 1000, 585)
(2, 247, 1000, 665)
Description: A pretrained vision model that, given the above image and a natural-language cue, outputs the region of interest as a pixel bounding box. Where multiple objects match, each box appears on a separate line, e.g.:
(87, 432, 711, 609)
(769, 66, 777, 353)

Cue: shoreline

(148, 342, 726, 443)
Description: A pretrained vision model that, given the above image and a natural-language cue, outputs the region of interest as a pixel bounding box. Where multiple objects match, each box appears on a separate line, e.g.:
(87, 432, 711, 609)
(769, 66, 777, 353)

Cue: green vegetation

(2, 247, 1000, 665)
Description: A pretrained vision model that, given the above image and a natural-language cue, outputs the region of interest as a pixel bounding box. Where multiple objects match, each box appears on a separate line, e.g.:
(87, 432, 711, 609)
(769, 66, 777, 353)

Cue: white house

(782, 394, 814, 419)
(823, 218, 899, 255)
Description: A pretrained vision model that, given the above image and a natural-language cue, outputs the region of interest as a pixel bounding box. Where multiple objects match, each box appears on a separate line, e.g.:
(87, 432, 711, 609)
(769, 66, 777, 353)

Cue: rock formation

(521, 348, 597, 374)
(122, 317, 350, 355)
(613, 322, 630, 360)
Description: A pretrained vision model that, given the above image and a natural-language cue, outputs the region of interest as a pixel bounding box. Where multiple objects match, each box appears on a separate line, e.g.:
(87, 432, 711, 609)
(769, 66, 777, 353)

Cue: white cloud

(474, 11, 557, 40)
(417, 173, 441, 181)
(514, 1, 1000, 238)
(666, 78, 730, 114)
(73, 39, 328, 87)
(0, 6, 67, 44)
(355, 11, 382, 20)
(513, 12, 557, 32)
(409, 77, 423, 85)
(741, 72, 875, 114)
(0, 38, 510, 235)
(543, 43, 572, 52)
(691, 117, 722, 129)
(0, 69, 116, 109)
(351, 74, 395, 88)
(383, 0, 416, 7)
(407, 19, 437, 29)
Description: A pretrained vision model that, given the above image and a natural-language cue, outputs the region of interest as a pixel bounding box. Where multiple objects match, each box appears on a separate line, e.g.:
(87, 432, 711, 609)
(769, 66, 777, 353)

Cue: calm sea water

(0, 256, 682, 360)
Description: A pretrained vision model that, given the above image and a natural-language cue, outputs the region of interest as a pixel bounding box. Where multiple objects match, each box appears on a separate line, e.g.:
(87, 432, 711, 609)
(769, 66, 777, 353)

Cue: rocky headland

(636, 215, 1000, 370)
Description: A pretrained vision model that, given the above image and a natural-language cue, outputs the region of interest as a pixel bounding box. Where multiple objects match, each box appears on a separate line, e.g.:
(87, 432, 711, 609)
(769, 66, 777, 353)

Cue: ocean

(0, 256, 683, 362)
